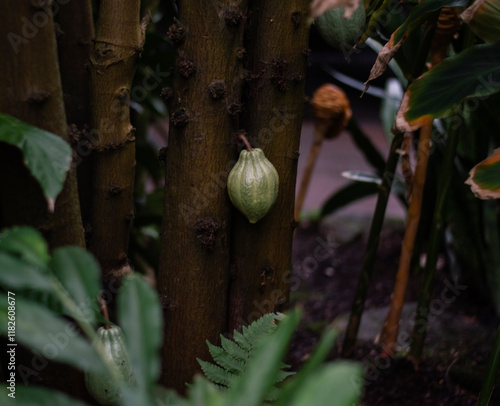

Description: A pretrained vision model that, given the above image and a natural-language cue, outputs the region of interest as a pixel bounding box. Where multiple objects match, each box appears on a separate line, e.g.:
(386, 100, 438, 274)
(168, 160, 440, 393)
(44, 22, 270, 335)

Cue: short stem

(99, 297, 111, 329)
(239, 133, 253, 152)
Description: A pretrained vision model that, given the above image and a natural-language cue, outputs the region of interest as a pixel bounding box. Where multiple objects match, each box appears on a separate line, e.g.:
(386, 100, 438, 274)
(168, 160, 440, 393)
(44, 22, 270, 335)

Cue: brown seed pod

(310, 83, 351, 140)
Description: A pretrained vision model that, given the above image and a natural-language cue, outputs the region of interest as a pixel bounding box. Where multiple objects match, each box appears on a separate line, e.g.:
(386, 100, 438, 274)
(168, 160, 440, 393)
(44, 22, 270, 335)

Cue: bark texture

(56, 0, 94, 227)
(87, 0, 144, 277)
(158, 1, 246, 393)
(228, 0, 310, 331)
(0, 0, 84, 248)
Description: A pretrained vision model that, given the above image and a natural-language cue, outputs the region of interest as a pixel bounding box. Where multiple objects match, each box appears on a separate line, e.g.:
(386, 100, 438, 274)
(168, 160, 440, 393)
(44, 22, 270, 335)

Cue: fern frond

(207, 341, 244, 374)
(198, 312, 294, 401)
(197, 359, 235, 387)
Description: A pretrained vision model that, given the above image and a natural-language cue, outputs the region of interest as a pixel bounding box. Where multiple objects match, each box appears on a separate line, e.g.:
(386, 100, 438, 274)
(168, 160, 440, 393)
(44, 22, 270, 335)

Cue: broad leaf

(187, 375, 226, 406)
(365, 0, 468, 89)
(466, 148, 500, 199)
(462, 0, 500, 43)
(0, 252, 53, 292)
(50, 247, 101, 324)
(320, 182, 380, 217)
(223, 310, 301, 406)
(0, 295, 106, 374)
(0, 386, 91, 406)
(0, 226, 50, 268)
(286, 362, 363, 406)
(0, 113, 72, 209)
(398, 41, 500, 130)
(118, 274, 163, 391)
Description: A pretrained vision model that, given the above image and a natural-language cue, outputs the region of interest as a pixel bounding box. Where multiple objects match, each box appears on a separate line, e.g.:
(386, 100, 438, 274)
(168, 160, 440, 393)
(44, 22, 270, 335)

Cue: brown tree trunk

(56, 0, 95, 229)
(0, 0, 85, 248)
(0, 0, 87, 400)
(158, 1, 247, 393)
(87, 0, 145, 279)
(227, 0, 310, 331)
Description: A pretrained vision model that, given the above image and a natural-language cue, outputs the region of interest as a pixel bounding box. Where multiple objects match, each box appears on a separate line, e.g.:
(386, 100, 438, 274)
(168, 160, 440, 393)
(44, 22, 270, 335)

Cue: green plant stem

(50, 275, 123, 385)
(342, 131, 403, 357)
(408, 121, 460, 364)
(477, 323, 500, 406)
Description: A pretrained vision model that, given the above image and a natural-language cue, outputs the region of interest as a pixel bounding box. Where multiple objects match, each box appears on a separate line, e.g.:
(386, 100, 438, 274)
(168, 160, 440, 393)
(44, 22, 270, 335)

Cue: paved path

(296, 119, 406, 220)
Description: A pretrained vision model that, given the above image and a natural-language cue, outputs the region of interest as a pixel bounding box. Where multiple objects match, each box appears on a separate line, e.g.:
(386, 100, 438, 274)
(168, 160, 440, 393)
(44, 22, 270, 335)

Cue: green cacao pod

(227, 148, 279, 224)
(315, 5, 366, 49)
(84, 326, 134, 406)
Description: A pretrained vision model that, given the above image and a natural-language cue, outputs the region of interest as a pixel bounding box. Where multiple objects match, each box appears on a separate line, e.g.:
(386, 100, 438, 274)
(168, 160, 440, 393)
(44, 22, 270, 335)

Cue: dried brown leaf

(310, 0, 362, 18)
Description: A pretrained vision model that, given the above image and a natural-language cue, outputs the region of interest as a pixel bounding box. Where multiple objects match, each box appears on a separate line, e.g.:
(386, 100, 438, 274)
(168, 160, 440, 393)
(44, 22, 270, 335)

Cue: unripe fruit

(85, 326, 134, 406)
(227, 148, 279, 224)
(315, 5, 366, 49)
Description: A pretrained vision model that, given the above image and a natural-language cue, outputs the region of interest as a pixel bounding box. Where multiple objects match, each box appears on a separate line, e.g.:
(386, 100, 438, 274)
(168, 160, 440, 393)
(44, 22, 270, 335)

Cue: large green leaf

(0, 252, 53, 292)
(404, 41, 500, 123)
(0, 226, 50, 268)
(0, 113, 72, 207)
(0, 295, 106, 374)
(286, 362, 363, 406)
(0, 386, 91, 406)
(49, 247, 101, 325)
(223, 310, 301, 406)
(118, 274, 163, 391)
(320, 181, 380, 218)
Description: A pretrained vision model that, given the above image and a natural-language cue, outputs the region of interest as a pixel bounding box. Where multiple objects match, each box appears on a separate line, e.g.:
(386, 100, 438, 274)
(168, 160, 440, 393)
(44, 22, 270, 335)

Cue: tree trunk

(56, 0, 95, 230)
(158, 1, 247, 393)
(0, 0, 87, 400)
(0, 0, 85, 248)
(227, 0, 310, 331)
(87, 0, 145, 280)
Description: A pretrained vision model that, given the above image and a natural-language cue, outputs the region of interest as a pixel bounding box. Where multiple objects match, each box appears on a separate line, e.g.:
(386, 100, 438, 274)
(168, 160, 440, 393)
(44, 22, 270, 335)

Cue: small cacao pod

(227, 148, 279, 224)
(84, 326, 134, 406)
(315, 4, 366, 49)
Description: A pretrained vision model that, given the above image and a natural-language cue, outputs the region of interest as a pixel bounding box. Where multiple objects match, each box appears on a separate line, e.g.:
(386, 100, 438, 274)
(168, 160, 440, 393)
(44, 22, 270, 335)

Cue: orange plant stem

(379, 119, 432, 356)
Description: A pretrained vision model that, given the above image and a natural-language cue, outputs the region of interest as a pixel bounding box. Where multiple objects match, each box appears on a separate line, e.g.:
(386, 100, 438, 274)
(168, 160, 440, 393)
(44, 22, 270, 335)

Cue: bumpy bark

(158, 1, 246, 393)
(0, 0, 84, 248)
(87, 0, 145, 278)
(56, 0, 94, 227)
(228, 0, 310, 331)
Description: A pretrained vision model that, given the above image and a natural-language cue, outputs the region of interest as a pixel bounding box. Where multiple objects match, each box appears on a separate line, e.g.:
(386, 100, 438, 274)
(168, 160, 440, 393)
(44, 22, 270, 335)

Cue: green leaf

(274, 327, 339, 406)
(0, 226, 50, 268)
(0, 252, 53, 292)
(380, 78, 404, 137)
(0, 295, 106, 374)
(286, 362, 363, 406)
(405, 41, 500, 123)
(466, 148, 500, 199)
(320, 182, 380, 218)
(0, 113, 72, 207)
(118, 274, 163, 390)
(0, 386, 92, 406)
(49, 247, 101, 324)
(188, 375, 226, 406)
(223, 309, 301, 406)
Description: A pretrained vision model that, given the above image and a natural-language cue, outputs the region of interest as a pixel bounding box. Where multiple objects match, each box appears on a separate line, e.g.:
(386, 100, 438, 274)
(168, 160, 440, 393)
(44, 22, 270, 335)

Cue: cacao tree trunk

(56, 0, 95, 230)
(0, 0, 85, 248)
(158, 0, 247, 393)
(87, 0, 146, 280)
(0, 0, 87, 399)
(227, 0, 310, 331)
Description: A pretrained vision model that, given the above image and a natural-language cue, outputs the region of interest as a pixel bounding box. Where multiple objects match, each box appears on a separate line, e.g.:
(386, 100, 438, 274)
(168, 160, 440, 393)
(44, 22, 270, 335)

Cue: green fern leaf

(197, 359, 235, 387)
(198, 312, 294, 402)
(207, 341, 244, 374)
(219, 335, 247, 362)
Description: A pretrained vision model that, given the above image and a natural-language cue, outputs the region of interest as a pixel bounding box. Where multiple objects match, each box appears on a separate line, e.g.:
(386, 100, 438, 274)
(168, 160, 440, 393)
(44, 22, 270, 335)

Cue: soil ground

(288, 218, 499, 405)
